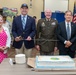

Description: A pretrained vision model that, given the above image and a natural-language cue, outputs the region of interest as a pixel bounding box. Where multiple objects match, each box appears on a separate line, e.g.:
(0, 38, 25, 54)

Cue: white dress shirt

(3, 22, 10, 30)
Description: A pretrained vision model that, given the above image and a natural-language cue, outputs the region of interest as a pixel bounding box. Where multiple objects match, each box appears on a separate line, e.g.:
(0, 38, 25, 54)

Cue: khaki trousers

(15, 43, 32, 58)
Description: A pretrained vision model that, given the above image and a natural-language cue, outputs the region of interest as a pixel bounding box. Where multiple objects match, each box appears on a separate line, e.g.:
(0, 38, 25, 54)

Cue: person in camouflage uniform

(36, 9, 58, 55)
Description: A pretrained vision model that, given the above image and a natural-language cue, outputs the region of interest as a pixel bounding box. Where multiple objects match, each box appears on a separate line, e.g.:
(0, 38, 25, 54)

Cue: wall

(0, 0, 28, 14)
(0, 0, 43, 19)
(28, 0, 43, 19)
(44, 0, 69, 12)
(0, 0, 75, 19)
(69, 0, 76, 12)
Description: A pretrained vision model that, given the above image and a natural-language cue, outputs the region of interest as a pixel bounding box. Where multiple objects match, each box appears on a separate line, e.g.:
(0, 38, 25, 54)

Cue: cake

(15, 54, 26, 64)
(35, 56, 75, 69)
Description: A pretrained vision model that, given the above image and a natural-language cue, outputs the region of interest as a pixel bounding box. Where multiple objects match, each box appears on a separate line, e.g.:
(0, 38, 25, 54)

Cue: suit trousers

(59, 48, 75, 58)
(15, 43, 32, 58)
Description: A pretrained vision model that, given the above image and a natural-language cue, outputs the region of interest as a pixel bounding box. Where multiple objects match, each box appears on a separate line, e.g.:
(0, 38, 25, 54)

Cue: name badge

(51, 22, 56, 25)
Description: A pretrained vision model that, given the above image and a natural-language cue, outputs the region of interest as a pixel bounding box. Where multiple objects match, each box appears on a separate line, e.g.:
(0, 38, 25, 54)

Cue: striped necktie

(66, 23, 71, 40)
(22, 16, 26, 29)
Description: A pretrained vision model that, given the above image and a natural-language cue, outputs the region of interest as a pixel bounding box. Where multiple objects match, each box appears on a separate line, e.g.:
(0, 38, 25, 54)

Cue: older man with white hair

(36, 9, 58, 55)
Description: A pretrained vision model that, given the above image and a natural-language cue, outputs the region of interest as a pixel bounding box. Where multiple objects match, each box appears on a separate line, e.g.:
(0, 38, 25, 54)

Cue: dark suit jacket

(12, 15, 36, 49)
(57, 21, 76, 51)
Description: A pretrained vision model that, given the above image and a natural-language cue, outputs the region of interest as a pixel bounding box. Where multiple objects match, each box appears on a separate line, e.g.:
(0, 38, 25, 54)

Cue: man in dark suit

(12, 3, 36, 58)
(57, 10, 76, 58)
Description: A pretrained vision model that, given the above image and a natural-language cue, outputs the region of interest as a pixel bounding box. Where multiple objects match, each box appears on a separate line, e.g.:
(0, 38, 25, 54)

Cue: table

(0, 58, 76, 75)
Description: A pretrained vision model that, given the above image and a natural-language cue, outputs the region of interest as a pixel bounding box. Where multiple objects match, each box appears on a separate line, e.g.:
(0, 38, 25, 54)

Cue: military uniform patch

(41, 22, 45, 27)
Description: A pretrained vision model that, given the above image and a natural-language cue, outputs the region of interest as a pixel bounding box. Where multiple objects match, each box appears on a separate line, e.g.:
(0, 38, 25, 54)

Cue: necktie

(66, 23, 71, 40)
(22, 16, 26, 29)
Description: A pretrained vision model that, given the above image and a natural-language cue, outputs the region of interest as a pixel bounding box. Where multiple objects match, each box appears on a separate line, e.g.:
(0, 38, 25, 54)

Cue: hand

(2, 46, 8, 50)
(35, 45, 40, 51)
(15, 37, 21, 42)
(0, 47, 4, 51)
(54, 47, 58, 52)
(65, 41, 72, 48)
(19, 36, 23, 40)
(0, 46, 7, 51)
(26, 36, 32, 41)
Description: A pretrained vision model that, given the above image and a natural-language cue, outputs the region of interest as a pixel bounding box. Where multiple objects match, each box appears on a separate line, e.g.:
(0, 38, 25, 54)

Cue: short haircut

(33, 16, 37, 19)
(65, 10, 73, 15)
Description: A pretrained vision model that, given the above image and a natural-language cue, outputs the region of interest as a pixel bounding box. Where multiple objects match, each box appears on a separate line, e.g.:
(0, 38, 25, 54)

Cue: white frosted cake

(35, 56, 75, 69)
(15, 54, 26, 64)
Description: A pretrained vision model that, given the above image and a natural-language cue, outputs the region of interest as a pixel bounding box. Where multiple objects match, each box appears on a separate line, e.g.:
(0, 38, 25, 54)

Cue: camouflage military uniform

(36, 18, 58, 55)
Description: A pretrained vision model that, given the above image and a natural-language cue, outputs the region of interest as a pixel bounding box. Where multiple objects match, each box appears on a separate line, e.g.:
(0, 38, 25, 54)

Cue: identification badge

(51, 22, 56, 25)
